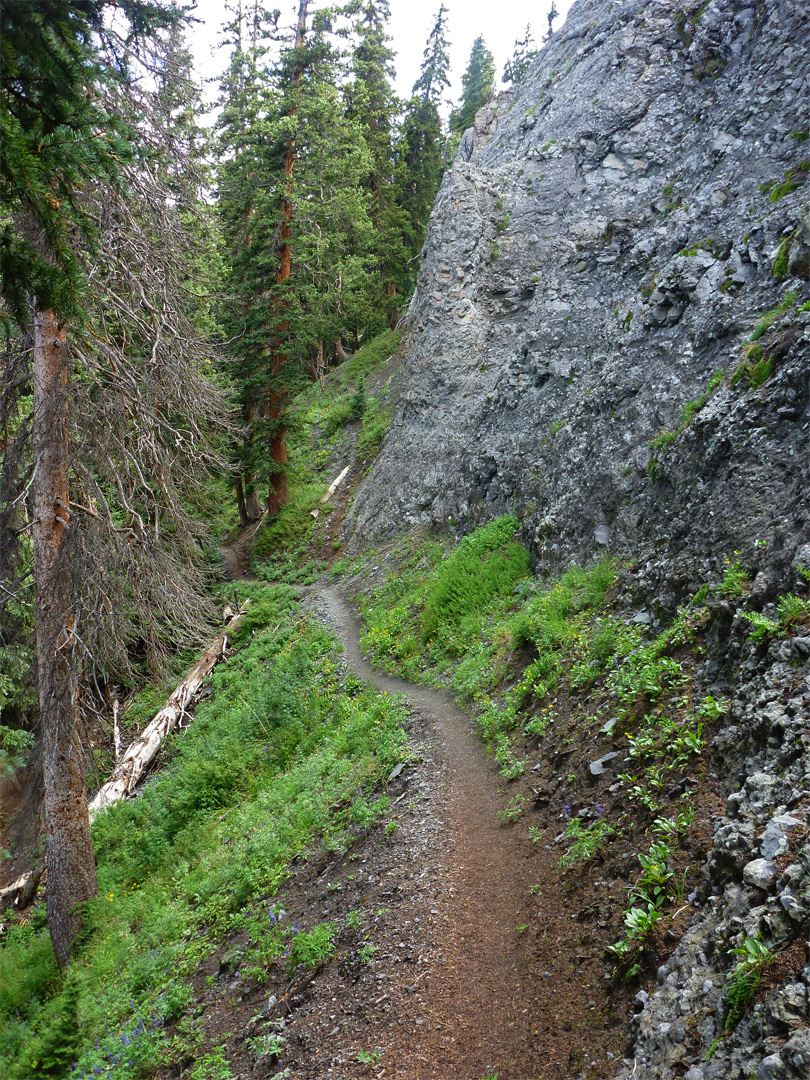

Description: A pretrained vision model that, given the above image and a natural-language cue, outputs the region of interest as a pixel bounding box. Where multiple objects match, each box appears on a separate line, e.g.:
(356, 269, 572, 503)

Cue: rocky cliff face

(347, 2, 810, 1078)
(350, 0, 809, 603)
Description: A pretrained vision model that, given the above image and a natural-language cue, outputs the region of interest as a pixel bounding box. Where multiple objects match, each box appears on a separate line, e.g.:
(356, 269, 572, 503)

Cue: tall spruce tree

(217, 0, 315, 522)
(395, 5, 451, 266)
(0, 0, 231, 966)
(344, 0, 407, 327)
(503, 23, 537, 85)
(284, 32, 383, 367)
(218, 0, 397, 520)
(450, 35, 495, 135)
(215, 0, 275, 524)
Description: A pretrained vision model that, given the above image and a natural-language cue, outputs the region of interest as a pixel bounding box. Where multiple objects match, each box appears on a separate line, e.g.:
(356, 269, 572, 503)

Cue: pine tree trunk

(239, 403, 262, 524)
(235, 476, 249, 528)
(265, 0, 308, 517)
(32, 308, 98, 969)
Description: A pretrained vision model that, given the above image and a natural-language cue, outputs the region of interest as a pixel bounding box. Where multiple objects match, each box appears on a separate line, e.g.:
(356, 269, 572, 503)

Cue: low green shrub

(248, 483, 328, 566)
(558, 816, 615, 869)
(332, 329, 402, 388)
(357, 401, 391, 456)
(725, 935, 775, 1030)
(322, 397, 354, 437)
(0, 586, 409, 1080)
(421, 516, 529, 641)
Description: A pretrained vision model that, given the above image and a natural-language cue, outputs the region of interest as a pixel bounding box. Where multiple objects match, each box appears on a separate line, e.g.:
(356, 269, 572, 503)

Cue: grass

(748, 291, 798, 342)
(767, 161, 809, 202)
(244, 328, 404, 583)
(647, 371, 724, 475)
(0, 582, 408, 1080)
(724, 936, 775, 1030)
(360, 517, 621, 775)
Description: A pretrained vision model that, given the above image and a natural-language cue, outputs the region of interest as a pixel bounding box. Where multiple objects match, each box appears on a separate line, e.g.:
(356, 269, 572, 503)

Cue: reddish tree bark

(265, 0, 308, 517)
(32, 308, 98, 968)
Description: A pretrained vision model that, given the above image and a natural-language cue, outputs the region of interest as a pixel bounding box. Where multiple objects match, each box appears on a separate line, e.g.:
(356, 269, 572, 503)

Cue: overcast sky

(184, 0, 576, 113)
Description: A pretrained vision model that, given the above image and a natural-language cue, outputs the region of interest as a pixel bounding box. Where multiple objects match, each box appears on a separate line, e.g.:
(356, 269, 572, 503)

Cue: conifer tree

(450, 35, 495, 135)
(283, 34, 382, 366)
(503, 23, 537, 86)
(546, 1, 560, 41)
(395, 5, 451, 266)
(344, 0, 408, 326)
(218, 0, 398, 519)
(216, 0, 280, 524)
(0, 0, 231, 966)
(217, 0, 317, 522)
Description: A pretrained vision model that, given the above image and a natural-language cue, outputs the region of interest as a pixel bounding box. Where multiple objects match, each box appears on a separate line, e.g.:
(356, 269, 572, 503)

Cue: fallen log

(1, 609, 250, 910)
(0, 869, 41, 908)
(88, 604, 249, 820)
(320, 466, 350, 503)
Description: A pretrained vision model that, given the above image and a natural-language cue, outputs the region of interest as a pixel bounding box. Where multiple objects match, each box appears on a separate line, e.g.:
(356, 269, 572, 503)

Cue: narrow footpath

(290, 586, 625, 1080)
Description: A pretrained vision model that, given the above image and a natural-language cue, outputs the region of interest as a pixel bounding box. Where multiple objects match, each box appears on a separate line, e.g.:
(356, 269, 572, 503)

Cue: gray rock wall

(348, 0, 810, 600)
(346, 3, 810, 1077)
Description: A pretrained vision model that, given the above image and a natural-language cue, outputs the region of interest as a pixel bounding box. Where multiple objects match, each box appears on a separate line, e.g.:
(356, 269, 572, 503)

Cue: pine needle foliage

(450, 36, 495, 134)
(0, 0, 178, 324)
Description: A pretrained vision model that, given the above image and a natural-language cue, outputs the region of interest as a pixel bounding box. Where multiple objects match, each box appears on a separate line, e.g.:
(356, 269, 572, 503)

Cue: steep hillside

(350, 0, 810, 602)
(4, 5, 810, 1080)
(342, 2, 810, 1078)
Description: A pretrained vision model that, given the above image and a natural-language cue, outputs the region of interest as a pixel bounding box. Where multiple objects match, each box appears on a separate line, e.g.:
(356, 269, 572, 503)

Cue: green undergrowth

(360, 516, 621, 770)
(648, 370, 724, 475)
(293, 328, 402, 449)
(247, 329, 403, 579)
(358, 519, 749, 983)
(0, 582, 408, 1080)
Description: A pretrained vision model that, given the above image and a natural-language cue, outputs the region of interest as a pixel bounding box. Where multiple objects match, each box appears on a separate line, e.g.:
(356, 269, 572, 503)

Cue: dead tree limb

(88, 604, 249, 820)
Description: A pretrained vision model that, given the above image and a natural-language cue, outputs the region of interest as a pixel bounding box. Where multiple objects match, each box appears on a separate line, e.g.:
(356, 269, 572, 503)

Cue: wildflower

(121, 1032, 129, 1046)
(293, 921, 300, 934)
(563, 804, 571, 817)
(594, 803, 605, 815)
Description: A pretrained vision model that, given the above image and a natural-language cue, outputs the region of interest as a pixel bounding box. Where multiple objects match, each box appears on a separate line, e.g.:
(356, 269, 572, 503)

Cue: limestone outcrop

(350, 0, 809, 603)
(347, 2, 810, 1077)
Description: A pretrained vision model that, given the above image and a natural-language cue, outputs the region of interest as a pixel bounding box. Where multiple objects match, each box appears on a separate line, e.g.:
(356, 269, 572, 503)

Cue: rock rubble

(346, 1, 810, 1076)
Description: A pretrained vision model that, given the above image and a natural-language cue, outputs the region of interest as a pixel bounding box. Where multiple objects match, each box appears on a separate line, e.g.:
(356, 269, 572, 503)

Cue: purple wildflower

(293, 921, 300, 934)
(563, 804, 571, 818)
(594, 803, 605, 815)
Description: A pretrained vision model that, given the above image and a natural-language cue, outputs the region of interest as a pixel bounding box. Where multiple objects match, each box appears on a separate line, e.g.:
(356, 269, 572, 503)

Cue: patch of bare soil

(220, 520, 267, 581)
(179, 586, 643, 1080)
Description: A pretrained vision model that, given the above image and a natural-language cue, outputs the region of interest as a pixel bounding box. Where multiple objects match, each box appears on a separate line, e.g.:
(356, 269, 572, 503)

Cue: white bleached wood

(320, 466, 350, 503)
(87, 606, 248, 820)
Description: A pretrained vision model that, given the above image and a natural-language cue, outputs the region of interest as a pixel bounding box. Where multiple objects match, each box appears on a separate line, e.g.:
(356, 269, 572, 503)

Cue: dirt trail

(305, 586, 621, 1080)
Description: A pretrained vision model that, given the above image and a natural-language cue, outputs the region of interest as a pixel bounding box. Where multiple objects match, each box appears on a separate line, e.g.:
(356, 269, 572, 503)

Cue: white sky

(184, 0, 575, 114)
